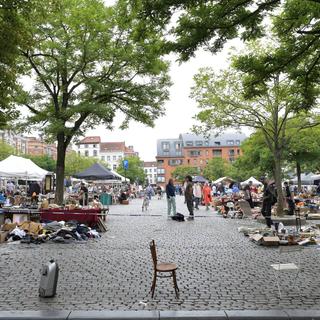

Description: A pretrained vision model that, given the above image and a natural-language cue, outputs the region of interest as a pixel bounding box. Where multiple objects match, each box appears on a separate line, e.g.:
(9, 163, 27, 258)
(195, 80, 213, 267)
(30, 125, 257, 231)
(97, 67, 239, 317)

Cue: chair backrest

(149, 240, 157, 269)
(278, 245, 303, 269)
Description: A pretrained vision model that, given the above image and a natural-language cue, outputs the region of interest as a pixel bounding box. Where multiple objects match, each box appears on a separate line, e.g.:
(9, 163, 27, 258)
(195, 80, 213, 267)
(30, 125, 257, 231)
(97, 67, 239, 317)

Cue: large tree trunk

(296, 161, 302, 192)
(55, 133, 67, 205)
(274, 150, 284, 216)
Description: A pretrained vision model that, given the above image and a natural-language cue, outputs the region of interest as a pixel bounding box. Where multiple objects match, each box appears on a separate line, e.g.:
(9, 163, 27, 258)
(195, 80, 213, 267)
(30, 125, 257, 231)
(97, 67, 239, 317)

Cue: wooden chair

(149, 240, 179, 299)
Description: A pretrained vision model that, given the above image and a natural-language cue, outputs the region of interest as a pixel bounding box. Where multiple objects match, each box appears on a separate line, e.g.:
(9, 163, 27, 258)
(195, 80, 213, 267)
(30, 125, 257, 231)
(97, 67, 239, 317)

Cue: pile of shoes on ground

(0, 220, 100, 244)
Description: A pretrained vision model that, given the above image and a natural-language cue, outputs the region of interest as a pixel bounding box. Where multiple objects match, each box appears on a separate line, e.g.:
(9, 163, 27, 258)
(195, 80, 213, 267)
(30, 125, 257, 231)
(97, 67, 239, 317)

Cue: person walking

(284, 181, 295, 215)
(261, 177, 277, 228)
(185, 175, 194, 220)
(166, 179, 176, 218)
(202, 183, 212, 210)
(193, 182, 202, 210)
(243, 184, 254, 208)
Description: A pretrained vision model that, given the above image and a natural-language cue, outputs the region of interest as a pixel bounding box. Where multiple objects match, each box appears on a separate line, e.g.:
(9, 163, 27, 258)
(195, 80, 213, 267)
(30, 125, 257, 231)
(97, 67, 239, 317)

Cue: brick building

(0, 130, 28, 154)
(156, 132, 246, 185)
(76, 136, 138, 170)
(26, 137, 57, 159)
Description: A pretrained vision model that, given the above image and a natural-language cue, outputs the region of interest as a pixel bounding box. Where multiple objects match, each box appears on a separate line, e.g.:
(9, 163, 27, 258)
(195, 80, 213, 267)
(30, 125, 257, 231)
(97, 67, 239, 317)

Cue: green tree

(202, 158, 230, 182)
(137, 0, 280, 61)
(285, 123, 320, 191)
(116, 156, 145, 184)
(0, 0, 39, 127)
(64, 152, 100, 176)
(0, 141, 15, 160)
(18, 0, 170, 204)
(25, 154, 56, 172)
(171, 166, 198, 182)
(231, 132, 274, 181)
(191, 64, 320, 215)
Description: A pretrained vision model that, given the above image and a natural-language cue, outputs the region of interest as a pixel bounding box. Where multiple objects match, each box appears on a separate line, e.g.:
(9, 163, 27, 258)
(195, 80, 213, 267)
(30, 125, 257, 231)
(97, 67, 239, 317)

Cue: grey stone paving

(1, 195, 320, 311)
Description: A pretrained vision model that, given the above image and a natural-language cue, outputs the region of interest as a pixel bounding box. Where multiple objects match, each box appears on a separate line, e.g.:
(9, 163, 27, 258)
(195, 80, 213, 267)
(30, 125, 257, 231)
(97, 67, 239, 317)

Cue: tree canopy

(17, 0, 171, 203)
(202, 158, 230, 182)
(0, 141, 15, 161)
(116, 156, 146, 184)
(171, 166, 199, 182)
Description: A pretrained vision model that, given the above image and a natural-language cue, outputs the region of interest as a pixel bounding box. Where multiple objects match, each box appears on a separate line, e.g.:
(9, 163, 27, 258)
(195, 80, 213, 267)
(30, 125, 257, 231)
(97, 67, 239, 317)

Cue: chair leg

(172, 270, 179, 298)
(151, 272, 157, 298)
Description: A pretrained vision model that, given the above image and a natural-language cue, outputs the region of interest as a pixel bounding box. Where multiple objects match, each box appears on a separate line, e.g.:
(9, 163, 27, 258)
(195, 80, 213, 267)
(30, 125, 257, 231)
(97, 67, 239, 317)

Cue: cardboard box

(250, 234, 263, 244)
(1, 223, 17, 232)
(0, 231, 9, 243)
(262, 236, 280, 246)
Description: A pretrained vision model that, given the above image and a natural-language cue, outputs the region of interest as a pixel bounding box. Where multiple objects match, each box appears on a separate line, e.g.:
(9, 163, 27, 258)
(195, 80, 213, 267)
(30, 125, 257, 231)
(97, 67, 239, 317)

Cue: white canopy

(0, 155, 48, 180)
(212, 176, 234, 184)
(241, 177, 262, 186)
(110, 170, 129, 182)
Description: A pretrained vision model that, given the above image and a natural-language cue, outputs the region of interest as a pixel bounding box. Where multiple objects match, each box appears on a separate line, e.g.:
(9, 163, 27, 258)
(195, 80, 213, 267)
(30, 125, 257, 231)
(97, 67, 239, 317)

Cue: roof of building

(157, 132, 247, 157)
(78, 136, 101, 144)
(143, 161, 157, 167)
(100, 142, 126, 152)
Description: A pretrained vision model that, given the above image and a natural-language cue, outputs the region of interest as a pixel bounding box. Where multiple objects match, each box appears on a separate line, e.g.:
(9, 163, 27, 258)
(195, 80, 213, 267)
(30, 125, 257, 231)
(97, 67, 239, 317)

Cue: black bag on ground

(171, 212, 185, 222)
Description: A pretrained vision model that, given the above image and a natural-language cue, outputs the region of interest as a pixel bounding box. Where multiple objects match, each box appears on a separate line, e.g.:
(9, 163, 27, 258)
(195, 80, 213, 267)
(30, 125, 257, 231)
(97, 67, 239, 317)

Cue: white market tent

(0, 155, 48, 180)
(110, 170, 129, 182)
(241, 176, 263, 186)
(213, 176, 234, 184)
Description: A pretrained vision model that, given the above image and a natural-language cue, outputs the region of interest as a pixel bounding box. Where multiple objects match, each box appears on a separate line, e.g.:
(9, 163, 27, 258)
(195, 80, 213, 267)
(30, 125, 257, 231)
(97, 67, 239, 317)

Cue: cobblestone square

(1, 196, 320, 311)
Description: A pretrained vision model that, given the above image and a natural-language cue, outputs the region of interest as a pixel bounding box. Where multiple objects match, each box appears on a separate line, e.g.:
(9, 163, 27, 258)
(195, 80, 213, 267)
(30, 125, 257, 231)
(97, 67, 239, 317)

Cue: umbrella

(74, 163, 120, 181)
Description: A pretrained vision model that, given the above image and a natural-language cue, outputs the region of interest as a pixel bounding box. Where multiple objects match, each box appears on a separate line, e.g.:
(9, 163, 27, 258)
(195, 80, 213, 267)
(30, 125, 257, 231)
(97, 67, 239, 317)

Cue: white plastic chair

(270, 246, 303, 298)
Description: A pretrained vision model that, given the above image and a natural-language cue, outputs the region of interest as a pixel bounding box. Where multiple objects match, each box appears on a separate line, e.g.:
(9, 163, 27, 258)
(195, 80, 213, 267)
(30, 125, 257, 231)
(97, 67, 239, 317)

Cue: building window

(118, 155, 122, 160)
(107, 156, 110, 161)
(187, 159, 190, 164)
(189, 150, 201, 157)
(93, 144, 96, 148)
(157, 168, 165, 174)
(113, 156, 116, 161)
(113, 164, 117, 169)
(175, 142, 181, 150)
(193, 159, 197, 164)
(204, 140, 209, 146)
(195, 141, 203, 146)
(237, 149, 240, 155)
(235, 140, 241, 145)
(154, 168, 157, 172)
(205, 150, 209, 156)
(85, 144, 88, 148)
(229, 149, 235, 156)
(162, 142, 170, 151)
(85, 150, 89, 157)
(149, 168, 152, 172)
(78, 151, 80, 155)
(157, 176, 165, 182)
(227, 140, 234, 145)
(101, 156, 105, 161)
(168, 159, 183, 166)
(213, 149, 222, 157)
(157, 160, 164, 166)
(214, 141, 221, 146)
(145, 169, 148, 173)
(200, 159, 203, 165)
(185, 141, 193, 146)
(93, 150, 98, 156)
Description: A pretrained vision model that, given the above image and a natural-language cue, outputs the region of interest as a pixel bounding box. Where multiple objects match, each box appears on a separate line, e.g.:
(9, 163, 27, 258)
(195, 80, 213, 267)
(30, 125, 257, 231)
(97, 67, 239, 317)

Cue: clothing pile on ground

(238, 224, 320, 247)
(0, 220, 100, 244)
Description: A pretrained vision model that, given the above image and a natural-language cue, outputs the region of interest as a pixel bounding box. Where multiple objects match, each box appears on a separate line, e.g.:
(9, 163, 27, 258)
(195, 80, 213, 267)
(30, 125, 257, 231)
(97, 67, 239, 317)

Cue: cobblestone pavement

(1, 196, 320, 311)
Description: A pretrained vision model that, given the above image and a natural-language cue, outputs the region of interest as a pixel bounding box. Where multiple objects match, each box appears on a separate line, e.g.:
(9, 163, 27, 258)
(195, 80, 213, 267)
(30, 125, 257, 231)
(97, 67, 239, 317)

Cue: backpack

(171, 212, 185, 222)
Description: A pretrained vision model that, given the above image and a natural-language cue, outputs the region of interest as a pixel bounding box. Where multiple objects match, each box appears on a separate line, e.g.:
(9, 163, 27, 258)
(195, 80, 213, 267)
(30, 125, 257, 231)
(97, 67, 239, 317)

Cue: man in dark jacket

(284, 181, 295, 215)
(166, 179, 176, 218)
(185, 175, 194, 220)
(261, 177, 276, 228)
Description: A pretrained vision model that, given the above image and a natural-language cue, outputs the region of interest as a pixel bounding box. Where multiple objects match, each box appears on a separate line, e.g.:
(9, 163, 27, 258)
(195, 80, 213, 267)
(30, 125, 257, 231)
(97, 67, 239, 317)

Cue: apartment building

(26, 137, 57, 160)
(76, 136, 138, 170)
(143, 161, 158, 185)
(0, 130, 28, 154)
(156, 132, 246, 185)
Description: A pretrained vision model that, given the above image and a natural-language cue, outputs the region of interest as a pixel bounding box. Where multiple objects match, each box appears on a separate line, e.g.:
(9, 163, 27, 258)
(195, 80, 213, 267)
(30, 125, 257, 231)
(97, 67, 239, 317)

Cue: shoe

(187, 216, 194, 221)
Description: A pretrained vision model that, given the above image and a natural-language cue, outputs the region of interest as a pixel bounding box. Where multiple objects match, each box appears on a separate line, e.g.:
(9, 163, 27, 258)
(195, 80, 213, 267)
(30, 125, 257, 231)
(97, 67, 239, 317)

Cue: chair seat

(156, 262, 177, 272)
(271, 263, 299, 271)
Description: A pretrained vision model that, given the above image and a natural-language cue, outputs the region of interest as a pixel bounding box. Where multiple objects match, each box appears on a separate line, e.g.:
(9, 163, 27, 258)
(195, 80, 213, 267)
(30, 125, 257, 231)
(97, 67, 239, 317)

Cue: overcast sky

(86, 39, 245, 161)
